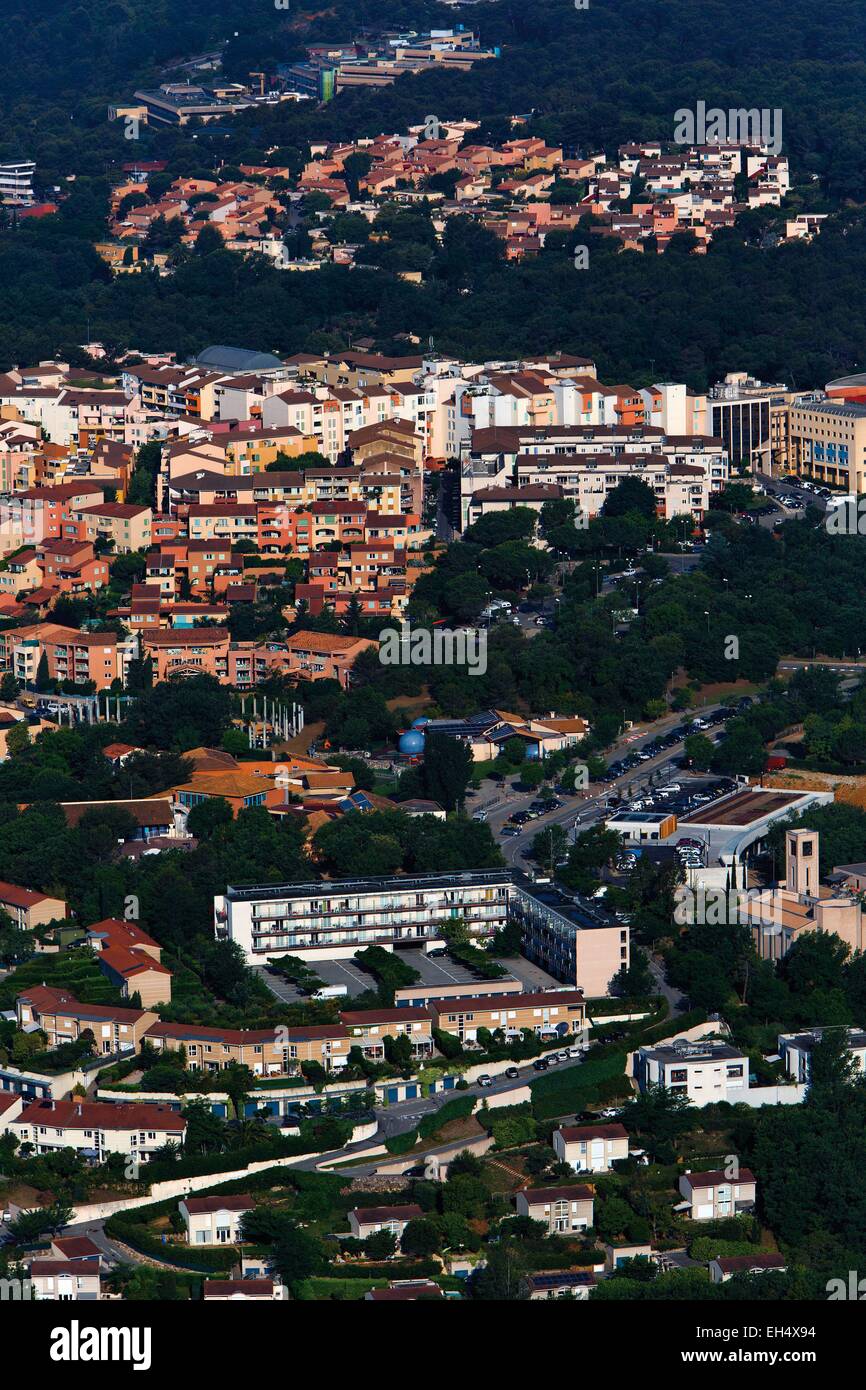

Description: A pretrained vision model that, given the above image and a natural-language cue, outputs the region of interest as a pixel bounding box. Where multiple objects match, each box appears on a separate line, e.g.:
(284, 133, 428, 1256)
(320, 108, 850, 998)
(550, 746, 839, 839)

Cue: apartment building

(635, 1038, 749, 1105)
(778, 1026, 866, 1084)
(0, 622, 128, 689)
(179, 1194, 254, 1245)
(678, 1167, 757, 1219)
(341, 1007, 434, 1060)
(283, 630, 377, 688)
(552, 1122, 630, 1173)
(516, 1184, 595, 1233)
(214, 870, 513, 962)
(510, 884, 628, 997)
(15, 985, 156, 1053)
(5, 1098, 186, 1160)
(429, 989, 585, 1044)
(203, 1279, 286, 1301)
(71, 502, 152, 553)
(143, 1019, 352, 1074)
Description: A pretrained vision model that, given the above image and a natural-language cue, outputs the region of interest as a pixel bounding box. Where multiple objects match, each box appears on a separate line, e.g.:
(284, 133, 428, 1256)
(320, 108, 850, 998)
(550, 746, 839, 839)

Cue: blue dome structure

(399, 729, 425, 756)
(411, 717, 430, 730)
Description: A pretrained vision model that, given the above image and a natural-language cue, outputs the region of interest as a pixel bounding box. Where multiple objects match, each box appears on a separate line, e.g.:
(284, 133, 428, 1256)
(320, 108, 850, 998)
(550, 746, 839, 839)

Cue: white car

(477, 1074, 494, 1087)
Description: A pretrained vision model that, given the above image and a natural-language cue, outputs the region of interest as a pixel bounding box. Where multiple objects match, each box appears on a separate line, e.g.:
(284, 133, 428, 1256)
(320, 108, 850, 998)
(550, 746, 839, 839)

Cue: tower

(785, 828, 819, 897)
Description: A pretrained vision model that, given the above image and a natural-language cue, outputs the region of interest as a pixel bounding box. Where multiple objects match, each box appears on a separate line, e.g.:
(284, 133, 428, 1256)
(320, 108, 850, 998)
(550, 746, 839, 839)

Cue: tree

(473, 1241, 528, 1300)
(186, 796, 234, 840)
(272, 1223, 324, 1288)
(365, 1229, 398, 1260)
(400, 1218, 441, 1257)
(34, 651, 51, 693)
(4, 721, 30, 757)
(420, 731, 473, 811)
(603, 477, 658, 519)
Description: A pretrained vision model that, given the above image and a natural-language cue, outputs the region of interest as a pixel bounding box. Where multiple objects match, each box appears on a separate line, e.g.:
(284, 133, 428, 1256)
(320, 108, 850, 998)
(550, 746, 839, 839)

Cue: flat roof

(225, 869, 513, 903)
(679, 788, 805, 828)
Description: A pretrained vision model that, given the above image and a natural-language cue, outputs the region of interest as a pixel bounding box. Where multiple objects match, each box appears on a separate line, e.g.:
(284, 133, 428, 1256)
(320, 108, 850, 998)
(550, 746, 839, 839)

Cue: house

(0, 881, 67, 934)
(48, 1236, 104, 1265)
(709, 1253, 787, 1284)
(203, 1279, 285, 1300)
(552, 1123, 629, 1173)
(348, 1205, 423, 1242)
(365, 1281, 444, 1301)
(28, 1258, 103, 1301)
(86, 917, 172, 1008)
(525, 1270, 596, 1300)
(15, 985, 156, 1054)
(678, 1168, 757, 1220)
(516, 1184, 594, 1233)
(5, 1098, 186, 1161)
(179, 1194, 254, 1245)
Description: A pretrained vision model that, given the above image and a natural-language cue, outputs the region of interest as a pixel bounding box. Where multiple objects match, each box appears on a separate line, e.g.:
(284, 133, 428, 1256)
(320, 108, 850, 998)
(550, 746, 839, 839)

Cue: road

(478, 702, 732, 869)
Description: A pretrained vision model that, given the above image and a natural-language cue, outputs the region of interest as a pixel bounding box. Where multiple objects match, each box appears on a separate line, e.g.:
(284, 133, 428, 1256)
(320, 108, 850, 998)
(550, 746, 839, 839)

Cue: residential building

(525, 1270, 596, 1300)
(635, 1038, 749, 1106)
(203, 1279, 285, 1300)
(214, 870, 513, 962)
(709, 1254, 787, 1283)
(341, 1007, 434, 1060)
(552, 1123, 630, 1173)
(348, 1205, 423, 1241)
(85, 917, 172, 1008)
(516, 1184, 595, 1233)
(365, 1281, 444, 1301)
(15, 985, 156, 1054)
(678, 1167, 757, 1219)
(143, 1019, 351, 1075)
(778, 1026, 866, 1084)
(5, 1098, 186, 1161)
(28, 1259, 102, 1301)
(0, 881, 66, 932)
(179, 1194, 254, 1245)
(429, 989, 585, 1045)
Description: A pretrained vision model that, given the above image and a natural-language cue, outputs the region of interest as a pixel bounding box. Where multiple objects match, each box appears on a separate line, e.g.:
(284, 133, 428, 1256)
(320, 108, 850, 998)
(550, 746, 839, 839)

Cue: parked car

(568, 1046, 583, 1058)
(501, 826, 520, 838)
(477, 1074, 494, 1087)
(505, 1066, 520, 1079)
(533, 1058, 549, 1072)
(427, 948, 447, 958)
(472, 809, 488, 822)
(546, 1053, 561, 1065)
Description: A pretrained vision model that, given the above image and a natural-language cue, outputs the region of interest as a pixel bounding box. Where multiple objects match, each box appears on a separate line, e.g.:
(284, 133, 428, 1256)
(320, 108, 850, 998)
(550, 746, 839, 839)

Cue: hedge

(417, 1094, 475, 1140)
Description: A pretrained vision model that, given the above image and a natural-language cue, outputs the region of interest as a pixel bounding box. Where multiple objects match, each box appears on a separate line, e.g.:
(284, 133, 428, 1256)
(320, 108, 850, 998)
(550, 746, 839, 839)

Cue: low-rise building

(429, 989, 585, 1045)
(6, 1098, 186, 1161)
(144, 1019, 351, 1074)
(348, 1204, 423, 1242)
(516, 1184, 594, 1233)
(179, 1194, 254, 1245)
(709, 1253, 786, 1283)
(28, 1259, 103, 1301)
(0, 881, 67, 933)
(341, 1007, 434, 1060)
(678, 1167, 756, 1220)
(552, 1122, 629, 1173)
(778, 1026, 866, 1084)
(525, 1270, 596, 1300)
(203, 1279, 285, 1300)
(15, 985, 156, 1054)
(635, 1038, 749, 1106)
(365, 1280, 444, 1301)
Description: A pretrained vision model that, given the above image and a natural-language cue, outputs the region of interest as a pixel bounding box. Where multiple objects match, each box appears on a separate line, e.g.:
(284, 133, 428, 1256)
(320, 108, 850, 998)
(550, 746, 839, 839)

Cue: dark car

(533, 1058, 549, 1071)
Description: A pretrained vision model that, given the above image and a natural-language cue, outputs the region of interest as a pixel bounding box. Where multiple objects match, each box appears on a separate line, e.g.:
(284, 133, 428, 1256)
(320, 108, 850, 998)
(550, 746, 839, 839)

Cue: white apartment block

(5, 1099, 186, 1161)
(214, 870, 512, 962)
(635, 1039, 749, 1106)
